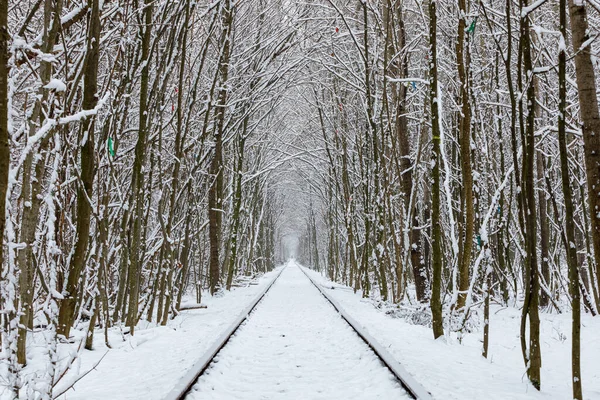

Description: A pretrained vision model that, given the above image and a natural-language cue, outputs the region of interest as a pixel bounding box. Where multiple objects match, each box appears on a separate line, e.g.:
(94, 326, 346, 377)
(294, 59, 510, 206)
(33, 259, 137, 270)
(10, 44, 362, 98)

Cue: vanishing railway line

(164, 263, 433, 400)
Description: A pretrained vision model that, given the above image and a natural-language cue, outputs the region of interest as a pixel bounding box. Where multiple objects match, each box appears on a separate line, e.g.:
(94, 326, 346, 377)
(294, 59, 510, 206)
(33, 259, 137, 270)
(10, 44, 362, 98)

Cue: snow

(9, 254, 597, 400)
(54, 268, 282, 400)
(303, 267, 600, 400)
(44, 79, 67, 92)
(57, 93, 110, 124)
(187, 264, 409, 400)
(60, 6, 84, 26)
(436, 82, 458, 258)
(300, 265, 433, 400)
(520, 0, 546, 18)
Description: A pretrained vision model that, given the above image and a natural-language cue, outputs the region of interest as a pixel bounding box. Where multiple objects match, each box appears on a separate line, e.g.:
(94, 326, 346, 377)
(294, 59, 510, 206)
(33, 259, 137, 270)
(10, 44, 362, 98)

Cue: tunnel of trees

(1, 0, 599, 398)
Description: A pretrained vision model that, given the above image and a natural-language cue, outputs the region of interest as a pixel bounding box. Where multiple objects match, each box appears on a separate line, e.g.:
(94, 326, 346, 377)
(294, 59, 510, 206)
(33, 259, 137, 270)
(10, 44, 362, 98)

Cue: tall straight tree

(361, 0, 389, 302)
(57, 0, 102, 339)
(568, 0, 600, 300)
(158, 0, 194, 326)
(16, 0, 62, 363)
(0, 0, 8, 290)
(127, 0, 154, 334)
(429, 0, 444, 340)
(209, 0, 234, 294)
(519, 0, 541, 389)
(225, 121, 247, 291)
(456, 0, 473, 311)
(558, 0, 582, 397)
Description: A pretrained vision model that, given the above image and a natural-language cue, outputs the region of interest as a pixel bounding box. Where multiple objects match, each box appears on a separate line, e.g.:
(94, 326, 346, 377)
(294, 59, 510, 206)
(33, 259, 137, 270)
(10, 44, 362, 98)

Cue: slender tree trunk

(209, 0, 233, 294)
(537, 149, 550, 308)
(482, 271, 491, 357)
(226, 131, 246, 290)
(568, 0, 600, 304)
(84, 297, 99, 350)
(494, 56, 510, 304)
(429, 0, 444, 339)
(339, 129, 358, 292)
(176, 194, 194, 309)
(0, 0, 9, 346)
(531, 58, 550, 308)
(388, 2, 427, 302)
(17, 0, 62, 362)
(456, 0, 473, 311)
(159, 0, 192, 323)
(559, 1, 582, 397)
(97, 180, 111, 346)
(127, 0, 154, 334)
(57, 0, 101, 338)
(519, 0, 541, 388)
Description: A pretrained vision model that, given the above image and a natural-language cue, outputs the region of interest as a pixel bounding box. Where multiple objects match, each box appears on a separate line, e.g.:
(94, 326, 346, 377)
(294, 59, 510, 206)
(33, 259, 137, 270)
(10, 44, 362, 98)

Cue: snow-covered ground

(55, 268, 282, 400)
(187, 265, 409, 400)
(303, 264, 600, 400)
(52, 260, 600, 400)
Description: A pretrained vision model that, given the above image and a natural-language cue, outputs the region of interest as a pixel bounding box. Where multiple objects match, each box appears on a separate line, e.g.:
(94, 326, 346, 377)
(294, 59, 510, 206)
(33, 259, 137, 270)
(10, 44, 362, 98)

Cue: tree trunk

(57, 0, 101, 339)
(568, 0, 600, 309)
(429, 0, 444, 340)
(537, 149, 550, 308)
(559, 1, 582, 397)
(456, 0, 473, 311)
(0, 0, 9, 317)
(519, 0, 541, 388)
(176, 194, 194, 310)
(209, 0, 233, 295)
(159, 0, 192, 323)
(127, 0, 154, 334)
(226, 130, 246, 290)
(17, 0, 62, 363)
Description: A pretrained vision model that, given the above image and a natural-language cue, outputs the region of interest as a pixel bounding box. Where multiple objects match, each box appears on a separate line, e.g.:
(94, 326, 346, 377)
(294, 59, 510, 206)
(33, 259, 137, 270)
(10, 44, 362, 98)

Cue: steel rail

(165, 263, 433, 400)
(299, 265, 434, 400)
(163, 267, 285, 400)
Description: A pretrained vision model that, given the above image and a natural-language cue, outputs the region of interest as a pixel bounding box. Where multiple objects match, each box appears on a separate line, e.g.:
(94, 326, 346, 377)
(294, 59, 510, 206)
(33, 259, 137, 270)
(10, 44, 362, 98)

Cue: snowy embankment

(302, 266, 600, 400)
(55, 268, 282, 400)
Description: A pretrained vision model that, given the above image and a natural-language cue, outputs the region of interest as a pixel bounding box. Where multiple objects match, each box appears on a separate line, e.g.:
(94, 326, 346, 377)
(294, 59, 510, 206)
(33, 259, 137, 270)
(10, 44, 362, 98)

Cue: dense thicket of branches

(1, 0, 298, 397)
(290, 0, 598, 397)
(1, 0, 599, 398)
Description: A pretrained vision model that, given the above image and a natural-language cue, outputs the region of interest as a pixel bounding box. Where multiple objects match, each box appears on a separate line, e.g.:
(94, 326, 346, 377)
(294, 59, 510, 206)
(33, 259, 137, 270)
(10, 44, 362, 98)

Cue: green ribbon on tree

(467, 17, 478, 34)
(108, 137, 115, 157)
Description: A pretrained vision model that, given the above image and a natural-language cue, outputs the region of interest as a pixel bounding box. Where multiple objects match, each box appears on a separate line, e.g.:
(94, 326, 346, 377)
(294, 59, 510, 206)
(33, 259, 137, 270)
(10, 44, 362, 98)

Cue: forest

(1, 0, 599, 399)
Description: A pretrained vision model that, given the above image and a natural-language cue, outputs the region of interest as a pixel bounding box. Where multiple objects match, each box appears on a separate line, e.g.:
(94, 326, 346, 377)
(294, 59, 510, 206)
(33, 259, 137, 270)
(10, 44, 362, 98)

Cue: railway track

(163, 267, 286, 400)
(164, 263, 433, 400)
(298, 266, 433, 400)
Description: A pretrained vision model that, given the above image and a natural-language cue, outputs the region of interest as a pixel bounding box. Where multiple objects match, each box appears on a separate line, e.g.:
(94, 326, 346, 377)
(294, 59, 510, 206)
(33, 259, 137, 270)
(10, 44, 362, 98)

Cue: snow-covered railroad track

(164, 267, 285, 400)
(299, 266, 433, 400)
(167, 263, 430, 400)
